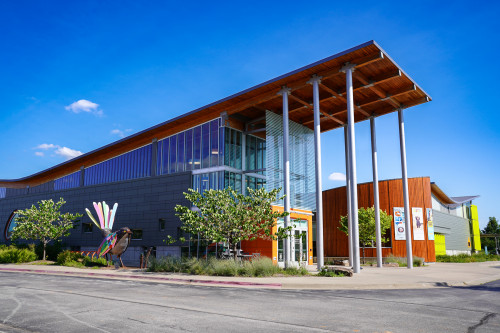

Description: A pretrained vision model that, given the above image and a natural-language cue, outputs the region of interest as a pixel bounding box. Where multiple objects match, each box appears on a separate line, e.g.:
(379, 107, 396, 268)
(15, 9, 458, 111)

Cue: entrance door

(277, 218, 308, 266)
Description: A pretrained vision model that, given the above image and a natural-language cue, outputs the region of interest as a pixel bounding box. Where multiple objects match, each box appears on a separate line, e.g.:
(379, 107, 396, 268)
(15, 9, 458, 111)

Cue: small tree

(339, 207, 392, 263)
(481, 217, 500, 251)
(174, 187, 290, 261)
(11, 198, 82, 260)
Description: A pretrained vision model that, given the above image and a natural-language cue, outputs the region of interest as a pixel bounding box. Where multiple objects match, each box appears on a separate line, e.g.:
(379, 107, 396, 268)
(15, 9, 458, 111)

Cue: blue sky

(0, 1, 498, 228)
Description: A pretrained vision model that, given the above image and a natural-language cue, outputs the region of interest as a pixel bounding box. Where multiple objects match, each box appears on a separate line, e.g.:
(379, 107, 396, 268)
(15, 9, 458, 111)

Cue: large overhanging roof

(0, 40, 431, 187)
(430, 183, 479, 207)
(221, 40, 431, 129)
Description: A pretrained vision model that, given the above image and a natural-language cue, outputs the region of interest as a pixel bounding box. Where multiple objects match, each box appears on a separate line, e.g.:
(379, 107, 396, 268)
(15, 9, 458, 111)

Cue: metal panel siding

(434, 234, 446, 255)
(0, 173, 192, 251)
(471, 205, 481, 251)
(433, 210, 470, 251)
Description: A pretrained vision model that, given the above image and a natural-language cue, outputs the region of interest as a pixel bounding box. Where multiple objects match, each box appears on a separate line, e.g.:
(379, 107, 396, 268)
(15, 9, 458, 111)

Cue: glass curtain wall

(192, 125, 266, 195)
(157, 119, 221, 176)
(54, 171, 81, 190)
(266, 110, 315, 211)
(84, 144, 152, 186)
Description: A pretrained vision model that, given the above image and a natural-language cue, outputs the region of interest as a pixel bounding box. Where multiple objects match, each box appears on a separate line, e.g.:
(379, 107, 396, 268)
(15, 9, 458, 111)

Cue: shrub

(82, 256, 108, 267)
(249, 257, 281, 277)
(57, 250, 84, 265)
(0, 245, 37, 263)
(57, 251, 109, 268)
(413, 256, 424, 267)
(282, 266, 309, 276)
(208, 259, 238, 276)
(385, 254, 407, 267)
(318, 267, 350, 277)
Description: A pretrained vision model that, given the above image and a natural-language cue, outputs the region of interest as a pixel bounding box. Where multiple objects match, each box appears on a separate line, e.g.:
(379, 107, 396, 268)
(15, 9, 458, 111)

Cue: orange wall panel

(322, 177, 435, 262)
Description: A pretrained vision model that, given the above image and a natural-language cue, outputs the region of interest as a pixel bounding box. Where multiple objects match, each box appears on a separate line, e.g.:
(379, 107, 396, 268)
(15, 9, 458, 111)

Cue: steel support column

(343, 65, 360, 273)
(309, 75, 324, 269)
(398, 108, 413, 269)
(370, 117, 383, 268)
(344, 126, 353, 267)
(279, 86, 292, 268)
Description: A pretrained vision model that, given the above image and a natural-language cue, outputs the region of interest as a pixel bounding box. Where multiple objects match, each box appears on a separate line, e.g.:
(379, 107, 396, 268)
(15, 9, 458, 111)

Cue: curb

(0, 267, 282, 289)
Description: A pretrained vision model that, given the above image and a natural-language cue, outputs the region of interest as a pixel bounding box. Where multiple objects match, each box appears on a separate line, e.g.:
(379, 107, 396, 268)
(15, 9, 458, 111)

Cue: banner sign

(393, 207, 406, 240)
(426, 208, 434, 240)
(412, 207, 425, 240)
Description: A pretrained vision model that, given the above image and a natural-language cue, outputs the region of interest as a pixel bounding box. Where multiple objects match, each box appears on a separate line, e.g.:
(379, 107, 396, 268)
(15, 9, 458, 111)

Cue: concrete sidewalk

(1, 261, 500, 290)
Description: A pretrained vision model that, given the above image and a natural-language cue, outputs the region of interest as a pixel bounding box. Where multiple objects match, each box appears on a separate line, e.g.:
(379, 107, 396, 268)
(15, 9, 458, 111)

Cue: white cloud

(37, 143, 57, 150)
(110, 128, 132, 138)
(65, 99, 103, 116)
(328, 172, 346, 182)
(33, 144, 83, 160)
(55, 146, 83, 160)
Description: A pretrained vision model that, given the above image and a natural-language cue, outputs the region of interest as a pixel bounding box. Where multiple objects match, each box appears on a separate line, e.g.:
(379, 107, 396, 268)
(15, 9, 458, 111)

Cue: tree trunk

(43, 241, 47, 261)
(232, 243, 238, 261)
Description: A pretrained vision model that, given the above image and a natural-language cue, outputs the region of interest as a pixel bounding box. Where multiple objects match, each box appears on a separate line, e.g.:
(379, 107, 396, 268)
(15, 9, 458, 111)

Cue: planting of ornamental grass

(148, 256, 310, 277)
(436, 253, 499, 263)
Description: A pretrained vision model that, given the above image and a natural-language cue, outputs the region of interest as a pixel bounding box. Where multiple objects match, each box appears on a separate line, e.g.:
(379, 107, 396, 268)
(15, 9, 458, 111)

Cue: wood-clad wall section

(322, 177, 435, 262)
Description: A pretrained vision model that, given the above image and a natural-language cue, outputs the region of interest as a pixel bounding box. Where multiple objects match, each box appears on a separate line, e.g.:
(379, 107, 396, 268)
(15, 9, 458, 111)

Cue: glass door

(277, 218, 308, 265)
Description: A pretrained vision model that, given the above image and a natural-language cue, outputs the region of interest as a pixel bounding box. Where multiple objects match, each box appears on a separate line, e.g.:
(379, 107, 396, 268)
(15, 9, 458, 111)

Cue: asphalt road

(0, 272, 499, 333)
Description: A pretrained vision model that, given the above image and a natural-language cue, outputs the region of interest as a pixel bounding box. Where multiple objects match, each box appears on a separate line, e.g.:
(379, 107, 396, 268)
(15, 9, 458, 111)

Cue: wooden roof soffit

(224, 51, 385, 116)
(300, 71, 410, 125)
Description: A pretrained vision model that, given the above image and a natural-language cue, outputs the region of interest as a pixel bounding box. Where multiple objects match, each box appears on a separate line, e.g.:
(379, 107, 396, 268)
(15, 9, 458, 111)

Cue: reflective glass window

(4, 211, 19, 240)
(200, 173, 210, 193)
(185, 129, 193, 171)
(192, 174, 200, 192)
(169, 135, 177, 174)
(219, 127, 225, 166)
(210, 120, 219, 167)
(156, 140, 163, 175)
(193, 126, 201, 170)
(177, 132, 185, 172)
(162, 137, 169, 175)
(201, 123, 210, 169)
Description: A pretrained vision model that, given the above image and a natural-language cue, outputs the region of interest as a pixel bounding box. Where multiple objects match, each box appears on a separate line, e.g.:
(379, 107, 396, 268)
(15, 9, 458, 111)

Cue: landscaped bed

(147, 256, 315, 277)
(436, 253, 499, 263)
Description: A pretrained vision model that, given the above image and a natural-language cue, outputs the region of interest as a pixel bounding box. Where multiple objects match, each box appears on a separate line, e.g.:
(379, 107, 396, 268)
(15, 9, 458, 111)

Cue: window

(4, 211, 19, 240)
(54, 171, 81, 190)
(131, 229, 143, 240)
(159, 218, 166, 231)
(82, 223, 93, 233)
(201, 123, 210, 168)
(84, 145, 152, 185)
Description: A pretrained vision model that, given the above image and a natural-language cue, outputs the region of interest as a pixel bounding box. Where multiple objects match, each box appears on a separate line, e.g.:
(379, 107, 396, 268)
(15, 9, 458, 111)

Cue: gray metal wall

(0, 172, 191, 262)
(433, 210, 470, 252)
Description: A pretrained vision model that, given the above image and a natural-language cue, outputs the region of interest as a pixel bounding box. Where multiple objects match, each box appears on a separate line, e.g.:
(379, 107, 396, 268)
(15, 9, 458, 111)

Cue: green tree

(174, 187, 290, 261)
(481, 217, 500, 252)
(339, 207, 392, 263)
(11, 198, 82, 260)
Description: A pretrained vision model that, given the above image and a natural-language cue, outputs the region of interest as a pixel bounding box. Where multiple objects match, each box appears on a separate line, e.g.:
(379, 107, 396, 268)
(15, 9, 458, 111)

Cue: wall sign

(426, 208, 434, 240)
(393, 207, 406, 240)
(412, 207, 425, 240)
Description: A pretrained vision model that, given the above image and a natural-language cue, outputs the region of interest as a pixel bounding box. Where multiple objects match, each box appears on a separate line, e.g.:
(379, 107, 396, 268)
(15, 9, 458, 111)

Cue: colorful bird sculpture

(85, 201, 132, 267)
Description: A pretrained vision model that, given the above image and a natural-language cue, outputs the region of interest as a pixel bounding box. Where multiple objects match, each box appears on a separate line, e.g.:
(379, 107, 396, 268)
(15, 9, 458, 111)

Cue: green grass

(148, 256, 311, 277)
(436, 253, 499, 263)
